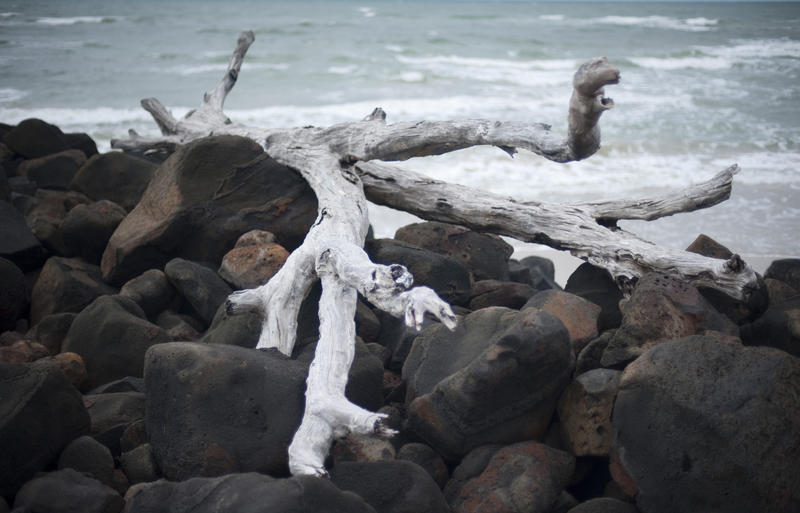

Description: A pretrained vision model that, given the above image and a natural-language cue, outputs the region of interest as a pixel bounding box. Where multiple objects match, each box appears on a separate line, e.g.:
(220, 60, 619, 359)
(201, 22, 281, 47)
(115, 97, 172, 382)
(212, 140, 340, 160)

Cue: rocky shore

(1, 118, 799, 513)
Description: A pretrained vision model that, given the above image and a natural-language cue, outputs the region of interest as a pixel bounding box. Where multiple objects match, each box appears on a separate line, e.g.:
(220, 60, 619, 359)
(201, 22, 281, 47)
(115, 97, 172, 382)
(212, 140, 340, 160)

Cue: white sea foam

(358, 7, 375, 18)
(385, 45, 404, 53)
(630, 56, 730, 71)
(327, 65, 358, 75)
(396, 55, 575, 87)
(36, 16, 119, 26)
(539, 14, 565, 21)
(0, 88, 27, 103)
(398, 71, 425, 83)
(171, 62, 289, 75)
(0, 12, 18, 18)
(702, 38, 800, 60)
(589, 15, 717, 32)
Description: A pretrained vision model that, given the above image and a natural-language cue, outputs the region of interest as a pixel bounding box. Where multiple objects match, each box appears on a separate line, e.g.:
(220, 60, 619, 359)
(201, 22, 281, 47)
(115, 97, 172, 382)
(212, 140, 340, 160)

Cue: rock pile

(1, 119, 799, 513)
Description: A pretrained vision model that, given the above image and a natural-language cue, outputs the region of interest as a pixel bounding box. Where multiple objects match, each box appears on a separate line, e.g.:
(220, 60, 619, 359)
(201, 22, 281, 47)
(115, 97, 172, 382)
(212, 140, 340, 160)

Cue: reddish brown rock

(524, 289, 601, 354)
(557, 369, 621, 457)
(218, 230, 289, 289)
(449, 441, 575, 513)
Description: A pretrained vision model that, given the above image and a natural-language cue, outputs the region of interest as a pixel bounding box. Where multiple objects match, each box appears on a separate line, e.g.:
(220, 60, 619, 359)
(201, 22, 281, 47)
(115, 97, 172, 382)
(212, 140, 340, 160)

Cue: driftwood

(112, 31, 760, 476)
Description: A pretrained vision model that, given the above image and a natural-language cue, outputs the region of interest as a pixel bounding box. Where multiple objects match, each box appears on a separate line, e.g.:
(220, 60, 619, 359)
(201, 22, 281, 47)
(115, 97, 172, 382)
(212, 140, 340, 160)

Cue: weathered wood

(113, 30, 759, 476)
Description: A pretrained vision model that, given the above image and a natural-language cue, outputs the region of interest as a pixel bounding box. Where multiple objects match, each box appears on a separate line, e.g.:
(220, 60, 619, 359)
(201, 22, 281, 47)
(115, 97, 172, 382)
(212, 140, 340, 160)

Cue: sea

(1, 0, 798, 262)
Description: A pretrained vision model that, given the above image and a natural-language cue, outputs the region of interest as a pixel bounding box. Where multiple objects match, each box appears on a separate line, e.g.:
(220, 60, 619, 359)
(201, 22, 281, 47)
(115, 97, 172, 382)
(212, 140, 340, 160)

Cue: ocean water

(1, 0, 798, 259)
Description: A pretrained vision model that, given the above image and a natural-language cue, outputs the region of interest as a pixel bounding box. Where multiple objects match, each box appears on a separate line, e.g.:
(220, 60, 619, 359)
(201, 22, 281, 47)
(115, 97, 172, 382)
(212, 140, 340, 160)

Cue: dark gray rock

(0, 165, 10, 201)
(356, 299, 381, 343)
(740, 296, 800, 356)
(69, 151, 156, 211)
(29, 256, 116, 325)
(84, 391, 145, 456)
(201, 300, 261, 347)
(0, 362, 90, 497)
(394, 221, 513, 281)
(156, 310, 202, 341)
(120, 443, 160, 484)
(365, 238, 472, 306)
(165, 258, 232, 327)
(26, 312, 76, 355)
(101, 135, 317, 285)
(765, 258, 800, 292)
(443, 445, 503, 504)
(404, 306, 574, 460)
(601, 273, 738, 369)
(63, 131, 98, 158)
(0, 200, 44, 271)
(330, 460, 451, 513)
(565, 263, 623, 331)
(575, 331, 614, 376)
(447, 441, 575, 513)
(18, 149, 86, 190)
(765, 278, 798, 307)
(611, 336, 800, 513)
(2, 118, 68, 159)
(124, 473, 376, 513)
(13, 468, 123, 513)
(120, 269, 177, 320)
(58, 435, 116, 489)
(61, 200, 127, 264)
(120, 419, 147, 454)
(397, 443, 449, 488)
(567, 498, 638, 513)
(61, 295, 170, 389)
(88, 376, 145, 395)
(468, 279, 537, 310)
(519, 255, 561, 290)
(0, 257, 26, 332)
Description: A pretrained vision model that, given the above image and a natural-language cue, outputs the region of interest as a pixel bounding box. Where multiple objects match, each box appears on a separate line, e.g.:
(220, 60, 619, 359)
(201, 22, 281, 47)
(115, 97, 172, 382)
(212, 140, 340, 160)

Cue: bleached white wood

(114, 31, 758, 476)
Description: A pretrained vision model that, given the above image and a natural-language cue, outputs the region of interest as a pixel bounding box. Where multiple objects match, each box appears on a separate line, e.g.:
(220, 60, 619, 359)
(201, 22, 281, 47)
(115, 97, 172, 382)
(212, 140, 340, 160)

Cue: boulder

(575, 331, 614, 376)
(765, 258, 800, 291)
(365, 238, 472, 306)
(565, 263, 623, 331)
(13, 468, 123, 513)
(24, 189, 92, 256)
(84, 391, 146, 456)
(332, 435, 396, 465)
(524, 289, 601, 354)
(69, 151, 156, 211)
(447, 441, 575, 513)
(518, 255, 561, 290)
(0, 257, 26, 332)
(740, 296, 800, 357)
(765, 278, 798, 307)
(566, 498, 638, 513)
(101, 135, 317, 285)
(61, 295, 171, 389)
(0, 200, 44, 271)
(26, 312, 76, 354)
(119, 269, 177, 320)
(42, 352, 87, 388)
(120, 443, 160, 485)
(468, 279, 537, 310)
(58, 435, 116, 489)
(18, 149, 87, 190)
(29, 256, 116, 325)
(0, 165, 10, 200)
(156, 310, 202, 341)
(557, 369, 621, 457)
(0, 362, 90, 497)
(165, 258, 232, 327)
(89, 376, 145, 395)
(397, 443, 449, 489)
(200, 301, 262, 347)
(356, 300, 381, 343)
(2, 118, 68, 159)
(330, 460, 451, 513)
(443, 445, 503, 504)
(601, 273, 738, 368)
(394, 221, 513, 281)
(218, 229, 289, 289)
(0, 337, 49, 363)
(63, 131, 99, 157)
(123, 473, 376, 513)
(404, 306, 574, 459)
(611, 336, 800, 513)
(61, 200, 127, 263)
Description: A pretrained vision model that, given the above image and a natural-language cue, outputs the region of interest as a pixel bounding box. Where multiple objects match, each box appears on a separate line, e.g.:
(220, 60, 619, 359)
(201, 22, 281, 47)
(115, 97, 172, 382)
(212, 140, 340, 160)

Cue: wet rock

(0, 257, 26, 332)
(13, 468, 123, 513)
(331, 460, 450, 513)
(101, 135, 317, 285)
(365, 238, 472, 306)
(565, 263, 623, 331)
(84, 391, 145, 456)
(566, 498, 638, 513)
(447, 441, 575, 513)
(119, 269, 177, 320)
(218, 229, 289, 289)
(468, 279, 537, 310)
(404, 307, 573, 460)
(611, 335, 800, 513)
(397, 443, 449, 489)
(2, 118, 68, 159)
(557, 369, 621, 457)
(124, 473, 376, 513)
(0, 200, 45, 271)
(30, 256, 116, 325)
(524, 289, 601, 354)
(394, 221, 513, 281)
(61, 295, 170, 389)
(58, 435, 116, 488)
(0, 362, 90, 497)
(18, 149, 87, 190)
(70, 151, 156, 211)
(740, 296, 800, 356)
(60, 200, 127, 263)
(120, 443, 160, 485)
(765, 258, 800, 291)
(601, 273, 738, 368)
(26, 312, 76, 354)
(165, 258, 232, 327)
